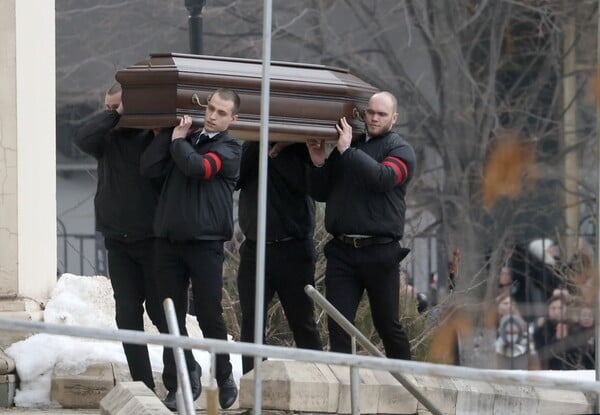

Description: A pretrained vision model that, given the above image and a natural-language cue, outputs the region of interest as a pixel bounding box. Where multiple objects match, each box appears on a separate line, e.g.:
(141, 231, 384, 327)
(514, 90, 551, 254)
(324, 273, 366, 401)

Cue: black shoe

(190, 362, 202, 401)
(162, 390, 177, 412)
(162, 363, 202, 411)
(218, 372, 238, 409)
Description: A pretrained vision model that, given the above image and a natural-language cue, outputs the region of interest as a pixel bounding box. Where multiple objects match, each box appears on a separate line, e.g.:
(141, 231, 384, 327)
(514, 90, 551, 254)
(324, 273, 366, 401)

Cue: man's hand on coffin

(116, 100, 124, 116)
(268, 142, 293, 158)
(172, 115, 193, 141)
(335, 117, 352, 154)
(306, 139, 326, 167)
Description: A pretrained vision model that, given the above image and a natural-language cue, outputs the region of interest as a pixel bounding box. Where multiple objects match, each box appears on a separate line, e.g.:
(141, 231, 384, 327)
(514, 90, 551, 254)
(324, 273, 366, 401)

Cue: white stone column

(0, 0, 56, 339)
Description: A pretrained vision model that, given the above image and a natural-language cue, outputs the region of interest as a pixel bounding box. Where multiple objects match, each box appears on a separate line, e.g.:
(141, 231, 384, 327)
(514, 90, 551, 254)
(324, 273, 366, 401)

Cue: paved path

(0, 409, 250, 415)
(0, 410, 97, 414)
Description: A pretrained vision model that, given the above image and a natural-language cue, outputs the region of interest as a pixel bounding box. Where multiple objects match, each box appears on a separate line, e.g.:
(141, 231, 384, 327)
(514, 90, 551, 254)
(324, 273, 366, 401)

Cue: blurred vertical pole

(563, 16, 578, 261)
(596, 1, 600, 410)
(253, 1, 273, 414)
(185, 0, 206, 54)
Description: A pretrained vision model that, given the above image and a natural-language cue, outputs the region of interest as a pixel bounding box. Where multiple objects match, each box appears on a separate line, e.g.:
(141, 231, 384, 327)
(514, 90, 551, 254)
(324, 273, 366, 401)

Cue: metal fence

(56, 218, 107, 277)
(0, 315, 598, 413)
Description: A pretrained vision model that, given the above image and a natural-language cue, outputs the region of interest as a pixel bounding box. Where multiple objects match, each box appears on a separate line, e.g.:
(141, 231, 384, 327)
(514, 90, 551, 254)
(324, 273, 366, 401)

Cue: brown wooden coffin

(115, 53, 378, 141)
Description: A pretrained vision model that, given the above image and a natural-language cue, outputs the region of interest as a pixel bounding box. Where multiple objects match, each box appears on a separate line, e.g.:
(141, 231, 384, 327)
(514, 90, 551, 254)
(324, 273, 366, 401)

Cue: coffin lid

(116, 53, 378, 141)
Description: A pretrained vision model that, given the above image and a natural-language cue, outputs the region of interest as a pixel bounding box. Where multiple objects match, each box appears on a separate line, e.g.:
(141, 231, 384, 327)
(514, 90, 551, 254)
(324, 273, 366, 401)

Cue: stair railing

(304, 284, 443, 415)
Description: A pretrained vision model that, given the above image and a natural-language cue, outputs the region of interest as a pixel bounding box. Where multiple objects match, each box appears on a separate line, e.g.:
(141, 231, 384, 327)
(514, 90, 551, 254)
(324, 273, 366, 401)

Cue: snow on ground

(5, 274, 241, 407)
(4, 274, 596, 408)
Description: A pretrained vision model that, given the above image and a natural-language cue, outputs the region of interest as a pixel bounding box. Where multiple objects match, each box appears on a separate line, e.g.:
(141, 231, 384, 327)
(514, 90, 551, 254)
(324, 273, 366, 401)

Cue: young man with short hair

(141, 88, 242, 410)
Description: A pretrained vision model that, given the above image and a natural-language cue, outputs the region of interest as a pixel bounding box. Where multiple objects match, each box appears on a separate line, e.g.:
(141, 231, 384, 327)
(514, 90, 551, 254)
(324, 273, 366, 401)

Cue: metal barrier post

(350, 336, 360, 415)
(163, 298, 195, 415)
(304, 284, 444, 415)
(207, 351, 219, 415)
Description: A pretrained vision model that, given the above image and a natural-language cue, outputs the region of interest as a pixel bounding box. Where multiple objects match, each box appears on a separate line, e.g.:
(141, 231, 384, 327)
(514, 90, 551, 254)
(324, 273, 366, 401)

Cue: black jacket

(74, 110, 161, 242)
(308, 131, 416, 240)
(568, 325, 595, 369)
(140, 128, 241, 241)
(533, 319, 578, 370)
(236, 142, 315, 242)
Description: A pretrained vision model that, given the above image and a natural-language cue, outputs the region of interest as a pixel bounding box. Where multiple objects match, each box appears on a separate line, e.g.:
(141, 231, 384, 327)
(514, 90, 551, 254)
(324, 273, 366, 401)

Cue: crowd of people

(76, 81, 416, 410)
(491, 238, 596, 371)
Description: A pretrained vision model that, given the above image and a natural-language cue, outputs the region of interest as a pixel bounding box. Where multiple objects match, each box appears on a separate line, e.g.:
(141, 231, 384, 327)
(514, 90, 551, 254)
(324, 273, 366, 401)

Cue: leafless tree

(200, 0, 598, 365)
(56, 0, 599, 366)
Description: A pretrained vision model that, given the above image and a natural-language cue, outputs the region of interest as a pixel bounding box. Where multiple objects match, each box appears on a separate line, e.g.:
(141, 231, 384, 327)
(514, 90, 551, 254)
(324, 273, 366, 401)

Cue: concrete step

(50, 362, 239, 411)
(0, 349, 17, 408)
(99, 382, 170, 415)
(239, 360, 593, 415)
(6, 359, 595, 414)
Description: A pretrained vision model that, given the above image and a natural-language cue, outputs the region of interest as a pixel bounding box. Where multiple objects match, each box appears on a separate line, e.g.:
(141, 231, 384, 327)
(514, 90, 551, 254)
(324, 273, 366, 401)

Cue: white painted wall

(0, 0, 19, 296)
(0, 0, 56, 302)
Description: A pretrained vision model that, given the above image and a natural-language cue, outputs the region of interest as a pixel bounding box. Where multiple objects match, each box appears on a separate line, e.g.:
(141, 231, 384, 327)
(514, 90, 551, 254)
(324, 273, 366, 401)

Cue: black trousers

(324, 238, 412, 360)
(153, 238, 232, 392)
(237, 239, 322, 374)
(105, 237, 163, 390)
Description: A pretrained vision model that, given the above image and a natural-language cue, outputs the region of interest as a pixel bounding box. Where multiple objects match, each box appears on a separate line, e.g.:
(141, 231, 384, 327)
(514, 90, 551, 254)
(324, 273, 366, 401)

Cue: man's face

(204, 93, 238, 133)
(364, 94, 398, 136)
(105, 91, 121, 111)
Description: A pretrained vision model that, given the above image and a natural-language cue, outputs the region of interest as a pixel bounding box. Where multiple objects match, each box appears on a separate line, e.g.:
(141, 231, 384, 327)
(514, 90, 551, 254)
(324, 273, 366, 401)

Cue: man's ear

(392, 112, 399, 125)
(231, 114, 239, 123)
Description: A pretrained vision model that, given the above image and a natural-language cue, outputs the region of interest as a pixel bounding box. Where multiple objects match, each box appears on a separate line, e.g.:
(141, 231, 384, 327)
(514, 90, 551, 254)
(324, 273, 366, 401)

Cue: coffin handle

(352, 107, 365, 122)
(191, 93, 206, 108)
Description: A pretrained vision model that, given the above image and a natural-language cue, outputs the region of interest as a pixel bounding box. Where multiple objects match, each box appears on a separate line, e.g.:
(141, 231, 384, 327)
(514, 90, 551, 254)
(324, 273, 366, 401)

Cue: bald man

(306, 91, 416, 360)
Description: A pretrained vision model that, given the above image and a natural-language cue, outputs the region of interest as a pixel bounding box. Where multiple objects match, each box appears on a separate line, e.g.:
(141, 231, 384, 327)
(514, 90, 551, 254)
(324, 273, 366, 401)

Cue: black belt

(266, 237, 296, 245)
(336, 235, 396, 248)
